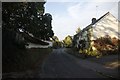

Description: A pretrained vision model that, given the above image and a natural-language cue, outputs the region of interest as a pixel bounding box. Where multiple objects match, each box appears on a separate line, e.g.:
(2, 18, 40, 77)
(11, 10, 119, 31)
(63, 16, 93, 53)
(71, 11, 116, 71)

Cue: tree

(76, 27, 81, 34)
(52, 36, 60, 48)
(52, 36, 59, 41)
(2, 2, 54, 41)
(63, 35, 73, 47)
(40, 13, 54, 40)
(72, 27, 81, 48)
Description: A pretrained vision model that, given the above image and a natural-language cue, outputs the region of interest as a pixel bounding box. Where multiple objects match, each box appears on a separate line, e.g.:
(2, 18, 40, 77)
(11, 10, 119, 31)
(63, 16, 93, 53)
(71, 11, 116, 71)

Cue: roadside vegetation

(3, 46, 52, 73)
(52, 36, 62, 48)
(78, 35, 120, 58)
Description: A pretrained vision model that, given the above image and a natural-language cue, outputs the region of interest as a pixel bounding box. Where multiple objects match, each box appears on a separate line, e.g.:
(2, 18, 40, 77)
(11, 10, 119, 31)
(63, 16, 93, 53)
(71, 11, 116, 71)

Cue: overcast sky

(45, 0, 119, 40)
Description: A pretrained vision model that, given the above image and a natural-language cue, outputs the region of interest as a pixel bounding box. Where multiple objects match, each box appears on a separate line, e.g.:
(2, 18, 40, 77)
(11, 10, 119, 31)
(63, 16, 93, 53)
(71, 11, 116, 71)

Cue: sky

(44, 0, 119, 40)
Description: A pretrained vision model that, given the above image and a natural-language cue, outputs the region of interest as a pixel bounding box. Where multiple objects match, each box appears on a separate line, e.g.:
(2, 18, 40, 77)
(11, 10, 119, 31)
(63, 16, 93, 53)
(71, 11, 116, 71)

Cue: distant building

(74, 12, 120, 52)
(15, 29, 52, 49)
(23, 31, 53, 48)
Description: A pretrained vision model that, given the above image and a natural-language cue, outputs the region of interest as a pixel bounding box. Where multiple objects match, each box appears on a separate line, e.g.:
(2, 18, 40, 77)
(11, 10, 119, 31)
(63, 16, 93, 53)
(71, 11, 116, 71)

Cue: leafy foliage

(52, 36, 63, 48)
(79, 46, 100, 58)
(76, 27, 81, 34)
(78, 35, 119, 57)
(93, 35, 119, 55)
(52, 36, 59, 41)
(72, 27, 82, 48)
(63, 35, 72, 47)
(2, 2, 54, 41)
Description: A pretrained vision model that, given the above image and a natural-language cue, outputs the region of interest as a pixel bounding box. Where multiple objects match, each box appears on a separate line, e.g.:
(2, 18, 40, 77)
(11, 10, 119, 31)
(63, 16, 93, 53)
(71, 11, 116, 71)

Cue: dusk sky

(44, 0, 119, 40)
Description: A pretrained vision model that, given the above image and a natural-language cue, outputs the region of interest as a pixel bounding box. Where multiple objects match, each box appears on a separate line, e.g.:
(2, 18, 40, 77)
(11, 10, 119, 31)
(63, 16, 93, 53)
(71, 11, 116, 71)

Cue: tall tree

(2, 2, 54, 41)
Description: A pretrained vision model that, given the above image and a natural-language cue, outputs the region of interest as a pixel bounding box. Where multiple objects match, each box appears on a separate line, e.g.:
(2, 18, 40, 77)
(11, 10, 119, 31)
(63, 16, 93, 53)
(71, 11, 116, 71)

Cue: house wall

(26, 41, 53, 49)
(91, 13, 120, 40)
(44, 40, 53, 47)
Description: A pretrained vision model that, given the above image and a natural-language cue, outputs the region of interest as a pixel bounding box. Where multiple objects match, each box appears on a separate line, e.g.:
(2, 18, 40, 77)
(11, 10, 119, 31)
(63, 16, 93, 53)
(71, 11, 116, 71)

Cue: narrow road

(36, 48, 106, 78)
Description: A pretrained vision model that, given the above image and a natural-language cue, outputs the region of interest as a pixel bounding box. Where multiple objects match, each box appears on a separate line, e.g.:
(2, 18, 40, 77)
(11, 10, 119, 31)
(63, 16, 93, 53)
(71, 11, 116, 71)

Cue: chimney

(92, 18, 96, 24)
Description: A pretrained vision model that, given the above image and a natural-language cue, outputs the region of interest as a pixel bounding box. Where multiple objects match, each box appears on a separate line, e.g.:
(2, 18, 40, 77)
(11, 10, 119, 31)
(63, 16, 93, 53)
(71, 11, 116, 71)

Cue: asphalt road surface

(36, 48, 106, 78)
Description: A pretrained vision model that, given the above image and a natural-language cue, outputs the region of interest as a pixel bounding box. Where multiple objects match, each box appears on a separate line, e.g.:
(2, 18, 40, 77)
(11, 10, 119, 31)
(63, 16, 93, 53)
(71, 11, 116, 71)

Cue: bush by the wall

(78, 35, 119, 58)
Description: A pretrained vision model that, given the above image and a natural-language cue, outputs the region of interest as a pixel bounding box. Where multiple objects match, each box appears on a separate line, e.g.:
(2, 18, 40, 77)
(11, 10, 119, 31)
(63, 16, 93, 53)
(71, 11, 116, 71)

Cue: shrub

(78, 35, 119, 58)
(93, 35, 119, 55)
(79, 46, 100, 57)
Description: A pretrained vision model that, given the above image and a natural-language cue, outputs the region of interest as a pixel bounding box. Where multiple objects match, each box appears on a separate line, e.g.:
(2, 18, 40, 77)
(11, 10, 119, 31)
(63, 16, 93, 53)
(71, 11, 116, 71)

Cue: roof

(74, 12, 119, 38)
(23, 31, 49, 45)
(82, 12, 110, 32)
(92, 12, 110, 25)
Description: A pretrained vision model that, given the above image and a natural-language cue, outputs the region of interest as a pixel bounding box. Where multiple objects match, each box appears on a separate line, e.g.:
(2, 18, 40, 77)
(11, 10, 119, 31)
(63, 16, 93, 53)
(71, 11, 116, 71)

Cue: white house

(75, 12, 120, 52)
